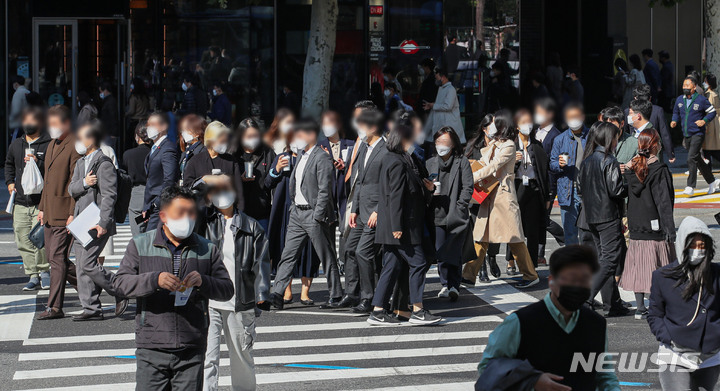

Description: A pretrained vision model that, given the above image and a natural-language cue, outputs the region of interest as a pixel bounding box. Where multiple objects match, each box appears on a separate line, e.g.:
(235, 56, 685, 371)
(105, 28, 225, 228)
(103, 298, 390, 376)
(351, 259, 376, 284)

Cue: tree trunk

(301, 0, 338, 119)
(476, 0, 485, 43)
(707, 0, 720, 77)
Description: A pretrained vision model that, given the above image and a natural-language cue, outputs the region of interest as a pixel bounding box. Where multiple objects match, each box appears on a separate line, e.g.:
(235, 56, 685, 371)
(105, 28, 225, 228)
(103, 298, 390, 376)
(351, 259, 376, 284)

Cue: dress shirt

(633, 122, 650, 138)
(294, 146, 315, 206)
(151, 135, 167, 155)
(535, 124, 553, 143)
(329, 140, 341, 161)
(477, 293, 621, 390)
(82, 149, 101, 188)
(364, 137, 382, 168)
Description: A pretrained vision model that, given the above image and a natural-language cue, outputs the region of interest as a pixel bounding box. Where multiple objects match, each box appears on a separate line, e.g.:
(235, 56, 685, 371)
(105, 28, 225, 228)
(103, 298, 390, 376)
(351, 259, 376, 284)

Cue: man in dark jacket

(418, 58, 438, 117)
(195, 175, 271, 391)
(5, 107, 50, 291)
(113, 185, 233, 391)
(98, 81, 119, 139)
(142, 112, 180, 231)
(180, 75, 208, 116)
(642, 49, 661, 104)
(625, 84, 674, 162)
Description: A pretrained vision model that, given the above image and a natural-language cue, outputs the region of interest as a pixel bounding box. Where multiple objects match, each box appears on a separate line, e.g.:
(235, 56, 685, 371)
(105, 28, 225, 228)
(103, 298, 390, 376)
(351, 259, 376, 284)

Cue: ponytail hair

(631, 128, 660, 183)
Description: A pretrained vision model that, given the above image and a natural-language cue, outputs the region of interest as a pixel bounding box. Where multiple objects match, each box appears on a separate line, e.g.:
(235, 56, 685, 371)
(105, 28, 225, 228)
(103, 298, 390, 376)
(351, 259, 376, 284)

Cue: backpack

(90, 155, 133, 223)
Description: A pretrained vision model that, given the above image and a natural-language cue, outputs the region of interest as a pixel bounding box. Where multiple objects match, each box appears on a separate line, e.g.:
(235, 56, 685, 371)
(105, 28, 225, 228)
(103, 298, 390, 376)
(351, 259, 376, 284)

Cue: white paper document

(67, 202, 101, 248)
(5, 191, 15, 214)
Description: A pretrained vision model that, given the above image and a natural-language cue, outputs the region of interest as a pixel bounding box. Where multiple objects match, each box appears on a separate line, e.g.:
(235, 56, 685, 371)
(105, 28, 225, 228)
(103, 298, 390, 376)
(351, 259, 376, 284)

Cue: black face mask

(23, 125, 39, 135)
(683, 88, 693, 96)
(556, 285, 591, 312)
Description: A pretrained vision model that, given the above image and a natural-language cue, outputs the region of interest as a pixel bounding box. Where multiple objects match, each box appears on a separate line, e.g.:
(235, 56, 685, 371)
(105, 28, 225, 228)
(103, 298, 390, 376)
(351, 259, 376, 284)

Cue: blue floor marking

(284, 364, 358, 370)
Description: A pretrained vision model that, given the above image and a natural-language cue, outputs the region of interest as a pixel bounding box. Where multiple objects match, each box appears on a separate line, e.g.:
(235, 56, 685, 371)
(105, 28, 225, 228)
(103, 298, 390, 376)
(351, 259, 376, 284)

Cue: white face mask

(689, 249, 706, 265)
(211, 191, 236, 210)
(322, 125, 338, 138)
(214, 143, 228, 154)
(294, 138, 309, 151)
(75, 141, 88, 155)
(146, 126, 160, 140)
(415, 131, 425, 145)
(436, 145, 452, 157)
(165, 216, 195, 240)
(567, 119, 584, 131)
(703, 82, 710, 90)
(357, 128, 367, 142)
(280, 123, 292, 135)
(406, 144, 416, 155)
(487, 122, 498, 137)
(182, 130, 195, 143)
(243, 137, 261, 151)
(49, 127, 63, 139)
(290, 141, 301, 154)
(519, 123, 532, 136)
(534, 113, 547, 125)
(627, 114, 635, 126)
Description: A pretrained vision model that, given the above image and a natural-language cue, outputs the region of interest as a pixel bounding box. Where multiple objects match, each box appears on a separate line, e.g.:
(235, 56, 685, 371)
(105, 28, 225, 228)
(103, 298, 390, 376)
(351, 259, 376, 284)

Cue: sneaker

(437, 287, 450, 298)
(23, 277, 40, 291)
(682, 187, 695, 196)
(367, 310, 401, 326)
(448, 287, 459, 302)
(390, 313, 410, 323)
(515, 278, 540, 289)
(708, 179, 720, 195)
(40, 272, 50, 290)
(409, 308, 443, 325)
(634, 309, 649, 320)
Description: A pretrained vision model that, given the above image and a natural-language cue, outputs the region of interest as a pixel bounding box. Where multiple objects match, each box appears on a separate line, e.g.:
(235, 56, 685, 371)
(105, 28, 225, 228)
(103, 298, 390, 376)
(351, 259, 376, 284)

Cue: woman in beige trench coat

(703, 74, 720, 164)
(461, 111, 539, 287)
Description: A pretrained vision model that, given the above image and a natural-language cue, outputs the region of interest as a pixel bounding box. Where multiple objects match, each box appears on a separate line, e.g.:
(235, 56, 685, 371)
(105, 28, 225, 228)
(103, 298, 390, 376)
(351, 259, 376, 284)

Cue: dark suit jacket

(538, 126, 562, 195)
(143, 137, 179, 211)
(318, 137, 355, 223)
(375, 151, 430, 246)
(624, 105, 674, 158)
(351, 138, 388, 224)
(289, 146, 337, 224)
(100, 94, 119, 137)
(648, 262, 720, 354)
(183, 147, 244, 211)
(515, 137, 551, 200)
(39, 133, 82, 226)
(68, 151, 118, 235)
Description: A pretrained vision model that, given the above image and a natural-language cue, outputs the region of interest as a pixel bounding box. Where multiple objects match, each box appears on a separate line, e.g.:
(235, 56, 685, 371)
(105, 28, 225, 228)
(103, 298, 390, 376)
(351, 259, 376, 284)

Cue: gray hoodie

(674, 216, 712, 263)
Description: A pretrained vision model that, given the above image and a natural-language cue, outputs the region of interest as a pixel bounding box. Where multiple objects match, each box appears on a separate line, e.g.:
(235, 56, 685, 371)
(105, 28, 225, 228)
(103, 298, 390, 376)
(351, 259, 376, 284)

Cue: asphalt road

(0, 167, 718, 391)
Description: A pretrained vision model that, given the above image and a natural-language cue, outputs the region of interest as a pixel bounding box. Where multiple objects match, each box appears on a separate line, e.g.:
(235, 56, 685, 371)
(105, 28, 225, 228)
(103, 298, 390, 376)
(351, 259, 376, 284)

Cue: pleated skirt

(619, 239, 672, 293)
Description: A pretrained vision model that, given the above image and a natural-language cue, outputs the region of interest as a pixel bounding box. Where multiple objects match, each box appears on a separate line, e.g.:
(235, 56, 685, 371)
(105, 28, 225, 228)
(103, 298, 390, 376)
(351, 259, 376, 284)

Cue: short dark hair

(293, 117, 320, 134)
(386, 124, 413, 154)
(80, 119, 105, 147)
(685, 76, 698, 86)
(659, 50, 670, 60)
(641, 48, 653, 57)
(534, 96, 556, 114)
(148, 111, 169, 126)
(549, 245, 600, 276)
(160, 185, 196, 210)
(47, 104, 72, 122)
(135, 121, 151, 144)
(599, 106, 624, 125)
(633, 84, 652, 100)
(433, 126, 463, 157)
(356, 108, 385, 129)
(420, 58, 435, 69)
(630, 99, 653, 120)
(99, 81, 113, 93)
(11, 75, 25, 86)
(354, 100, 377, 110)
(629, 54, 643, 71)
(21, 106, 46, 126)
(706, 73, 718, 90)
(434, 66, 449, 78)
(563, 101, 585, 116)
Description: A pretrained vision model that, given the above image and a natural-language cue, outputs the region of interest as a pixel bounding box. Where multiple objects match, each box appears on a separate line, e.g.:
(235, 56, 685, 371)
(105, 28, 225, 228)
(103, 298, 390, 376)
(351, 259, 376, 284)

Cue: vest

(515, 301, 606, 391)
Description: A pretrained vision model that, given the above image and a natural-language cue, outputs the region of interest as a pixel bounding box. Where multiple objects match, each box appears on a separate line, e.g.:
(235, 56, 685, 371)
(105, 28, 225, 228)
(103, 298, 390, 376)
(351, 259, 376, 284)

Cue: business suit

(344, 138, 387, 300)
(68, 150, 121, 314)
(272, 146, 342, 299)
(372, 151, 431, 308)
(623, 105, 673, 160)
(143, 136, 179, 232)
(342, 138, 365, 235)
(39, 133, 82, 312)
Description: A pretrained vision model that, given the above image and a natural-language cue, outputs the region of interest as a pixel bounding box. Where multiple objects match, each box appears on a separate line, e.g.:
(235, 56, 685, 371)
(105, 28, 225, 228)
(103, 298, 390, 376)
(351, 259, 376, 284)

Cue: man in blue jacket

(550, 102, 588, 246)
(671, 76, 719, 196)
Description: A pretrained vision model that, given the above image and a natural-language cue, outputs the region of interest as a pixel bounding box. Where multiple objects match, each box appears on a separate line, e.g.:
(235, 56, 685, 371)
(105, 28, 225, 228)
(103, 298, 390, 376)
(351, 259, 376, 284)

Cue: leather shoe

(487, 255, 501, 278)
(351, 299, 372, 313)
(72, 312, 104, 321)
(479, 262, 490, 283)
(319, 297, 343, 309)
(269, 292, 284, 310)
(336, 295, 360, 308)
(300, 299, 314, 306)
(115, 298, 129, 317)
(37, 308, 64, 320)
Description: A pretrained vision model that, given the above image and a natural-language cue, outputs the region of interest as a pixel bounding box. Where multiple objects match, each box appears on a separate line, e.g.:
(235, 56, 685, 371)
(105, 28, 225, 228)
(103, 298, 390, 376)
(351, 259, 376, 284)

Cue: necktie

(345, 138, 362, 182)
(151, 145, 158, 156)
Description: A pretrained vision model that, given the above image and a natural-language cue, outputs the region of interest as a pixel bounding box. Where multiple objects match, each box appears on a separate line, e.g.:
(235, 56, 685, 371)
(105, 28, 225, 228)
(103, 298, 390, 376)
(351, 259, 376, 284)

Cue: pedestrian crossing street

(8, 224, 516, 391)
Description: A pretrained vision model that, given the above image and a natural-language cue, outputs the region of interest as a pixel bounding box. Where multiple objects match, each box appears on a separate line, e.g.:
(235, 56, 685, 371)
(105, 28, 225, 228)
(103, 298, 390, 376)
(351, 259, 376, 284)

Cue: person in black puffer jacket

(577, 121, 628, 316)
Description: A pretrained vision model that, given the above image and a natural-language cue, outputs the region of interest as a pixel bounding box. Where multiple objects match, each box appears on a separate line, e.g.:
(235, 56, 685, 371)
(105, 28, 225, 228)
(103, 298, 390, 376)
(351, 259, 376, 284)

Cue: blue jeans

(560, 191, 581, 245)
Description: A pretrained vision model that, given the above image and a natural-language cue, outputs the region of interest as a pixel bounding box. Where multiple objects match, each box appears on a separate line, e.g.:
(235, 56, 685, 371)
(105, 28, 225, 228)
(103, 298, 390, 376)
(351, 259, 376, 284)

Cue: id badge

(174, 286, 193, 306)
(522, 175, 529, 186)
(651, 219, 660, 231)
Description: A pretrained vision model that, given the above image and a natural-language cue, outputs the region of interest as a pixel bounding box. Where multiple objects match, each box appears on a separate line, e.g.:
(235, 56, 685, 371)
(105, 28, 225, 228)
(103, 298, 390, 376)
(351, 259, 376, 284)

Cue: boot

(479, 261, 490, 283)
(487, 255, 501, 278)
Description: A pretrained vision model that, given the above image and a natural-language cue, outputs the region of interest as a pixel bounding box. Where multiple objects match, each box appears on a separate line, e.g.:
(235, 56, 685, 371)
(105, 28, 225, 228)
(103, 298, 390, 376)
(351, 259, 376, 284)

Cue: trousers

(44, 225, 77, 310)
(203, 308, 256, 391)
(13, 204, 48, 275)
(463, 242, 538, 281)
(372, 244, 426, 307)
(685, 134, 715, 188)
(344, 219, 379, 300)
(435, 226, 462, 290)
(74, 235, 120, 314)
(136, 347, 204, 391)
(588, 219, 625, 311)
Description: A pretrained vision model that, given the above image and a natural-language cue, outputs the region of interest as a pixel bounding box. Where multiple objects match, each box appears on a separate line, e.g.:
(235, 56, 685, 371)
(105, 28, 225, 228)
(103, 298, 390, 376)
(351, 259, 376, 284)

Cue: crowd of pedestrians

(4, 53, 720, 389)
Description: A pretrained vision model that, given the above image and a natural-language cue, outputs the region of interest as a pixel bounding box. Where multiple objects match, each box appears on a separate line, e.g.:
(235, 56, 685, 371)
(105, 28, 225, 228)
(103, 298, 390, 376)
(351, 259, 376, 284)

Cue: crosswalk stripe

(18, 330, 491, 361)
(22, 315, 500, 346)
(14, 345, 485, 380)
(358, 382, 476, 390)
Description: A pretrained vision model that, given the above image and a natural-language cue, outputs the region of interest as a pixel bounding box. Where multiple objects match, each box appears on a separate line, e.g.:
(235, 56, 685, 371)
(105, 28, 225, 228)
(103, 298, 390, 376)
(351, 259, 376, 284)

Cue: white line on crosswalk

(18, 330, 491, 362)
(357, 382, 476, 391)
(22, 315, 500, 346)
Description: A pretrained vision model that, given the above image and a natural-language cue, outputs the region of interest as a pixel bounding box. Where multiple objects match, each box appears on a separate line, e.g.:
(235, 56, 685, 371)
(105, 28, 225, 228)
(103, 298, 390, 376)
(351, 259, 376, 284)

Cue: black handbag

(29, 222, 44, 249)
